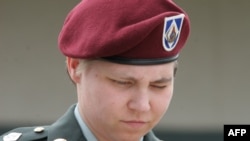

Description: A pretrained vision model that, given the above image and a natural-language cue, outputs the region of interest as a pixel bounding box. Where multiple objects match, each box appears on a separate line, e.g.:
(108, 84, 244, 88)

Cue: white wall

(1, 0, 250, 132)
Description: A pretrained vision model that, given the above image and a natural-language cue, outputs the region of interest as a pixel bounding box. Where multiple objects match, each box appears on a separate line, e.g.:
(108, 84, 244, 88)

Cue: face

(68, 59, 176, 141)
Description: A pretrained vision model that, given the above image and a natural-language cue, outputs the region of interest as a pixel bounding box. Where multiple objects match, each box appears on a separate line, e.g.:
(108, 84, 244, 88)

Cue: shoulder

(0, 126, 48, 141)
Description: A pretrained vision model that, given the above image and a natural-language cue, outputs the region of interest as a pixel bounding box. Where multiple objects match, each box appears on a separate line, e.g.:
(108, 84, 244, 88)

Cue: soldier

(1, 0, 190, 140)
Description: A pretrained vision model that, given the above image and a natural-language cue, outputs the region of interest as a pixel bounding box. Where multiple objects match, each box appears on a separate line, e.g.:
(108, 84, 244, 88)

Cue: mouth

(121, 120, 148, 128)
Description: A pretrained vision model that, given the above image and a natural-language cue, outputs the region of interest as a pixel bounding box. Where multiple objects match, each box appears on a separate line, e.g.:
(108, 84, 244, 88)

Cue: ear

(66, 57, 81, 83)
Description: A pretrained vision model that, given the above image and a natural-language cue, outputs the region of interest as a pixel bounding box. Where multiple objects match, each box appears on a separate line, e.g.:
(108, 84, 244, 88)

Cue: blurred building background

(1, 0, 250, 140)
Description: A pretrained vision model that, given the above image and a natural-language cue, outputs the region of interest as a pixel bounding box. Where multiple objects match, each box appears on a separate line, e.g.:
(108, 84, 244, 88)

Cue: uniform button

(34, 127, 45, 133)
(54, 138, 67, 141)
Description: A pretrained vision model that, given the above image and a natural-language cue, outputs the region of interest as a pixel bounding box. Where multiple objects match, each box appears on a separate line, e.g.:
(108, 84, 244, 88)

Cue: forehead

(85, 60, 175, 79)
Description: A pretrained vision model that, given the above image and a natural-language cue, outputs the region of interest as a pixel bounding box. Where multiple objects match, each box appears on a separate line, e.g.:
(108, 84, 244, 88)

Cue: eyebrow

(151, 77, 173, 83)
(117, 75, 172, 83)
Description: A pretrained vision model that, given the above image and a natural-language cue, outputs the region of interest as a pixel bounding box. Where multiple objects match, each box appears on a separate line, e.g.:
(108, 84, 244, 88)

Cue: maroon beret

(58, 0, 190, 65)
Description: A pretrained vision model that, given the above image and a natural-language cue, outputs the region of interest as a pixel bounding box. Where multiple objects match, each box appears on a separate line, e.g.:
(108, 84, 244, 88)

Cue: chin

(113, 130, 147, 141)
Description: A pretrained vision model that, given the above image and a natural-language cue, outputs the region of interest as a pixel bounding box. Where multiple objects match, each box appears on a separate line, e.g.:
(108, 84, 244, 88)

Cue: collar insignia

(3, 132, 22, 141)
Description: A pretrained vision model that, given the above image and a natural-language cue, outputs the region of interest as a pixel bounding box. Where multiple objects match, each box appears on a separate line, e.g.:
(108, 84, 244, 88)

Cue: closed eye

(109, 79, 133, 86)
(150, 77, 172, 89)
(113, 80, 131, 85)
(150, 85, 167, 89)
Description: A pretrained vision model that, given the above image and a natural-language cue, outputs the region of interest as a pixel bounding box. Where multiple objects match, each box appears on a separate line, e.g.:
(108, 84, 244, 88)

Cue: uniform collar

(74, 104, 98, 141)
(47, 104, 87, 141)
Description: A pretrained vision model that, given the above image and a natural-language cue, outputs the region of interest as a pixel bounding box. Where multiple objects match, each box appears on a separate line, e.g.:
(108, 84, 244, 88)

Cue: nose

(127, 90, 151, 112)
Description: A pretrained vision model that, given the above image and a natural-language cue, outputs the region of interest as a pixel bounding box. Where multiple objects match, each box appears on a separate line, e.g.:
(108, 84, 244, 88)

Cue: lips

(121, 120, 148, 128)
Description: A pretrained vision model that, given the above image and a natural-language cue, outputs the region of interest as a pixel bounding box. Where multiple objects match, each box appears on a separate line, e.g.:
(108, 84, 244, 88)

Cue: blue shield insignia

(162, 14, 184, 51)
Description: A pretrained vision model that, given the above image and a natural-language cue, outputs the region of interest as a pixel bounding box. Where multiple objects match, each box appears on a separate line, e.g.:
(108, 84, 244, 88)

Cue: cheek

(152, 90, 174, 117)
(77, 73, 104, 113)
(82, 74, 125, 113)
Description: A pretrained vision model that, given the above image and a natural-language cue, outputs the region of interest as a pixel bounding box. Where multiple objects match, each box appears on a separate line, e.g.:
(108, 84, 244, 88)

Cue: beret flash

(58, 0, 190, 65)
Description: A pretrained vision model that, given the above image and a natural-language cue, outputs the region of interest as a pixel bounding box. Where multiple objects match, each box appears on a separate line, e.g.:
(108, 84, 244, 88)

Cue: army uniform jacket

(0, 105, 163, 141)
